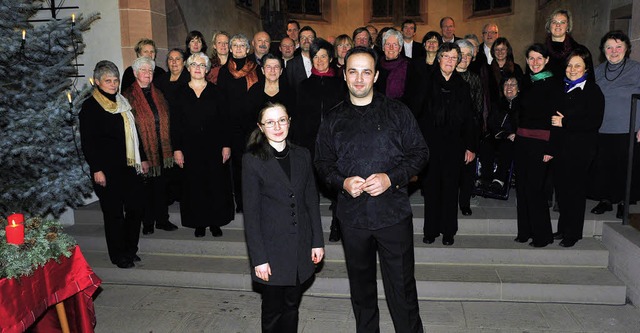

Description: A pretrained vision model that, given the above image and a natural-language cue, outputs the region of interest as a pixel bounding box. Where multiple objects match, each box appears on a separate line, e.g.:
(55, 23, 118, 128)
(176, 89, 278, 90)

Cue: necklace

(274, 149, 289, 160)
(605, 58, 626, 81)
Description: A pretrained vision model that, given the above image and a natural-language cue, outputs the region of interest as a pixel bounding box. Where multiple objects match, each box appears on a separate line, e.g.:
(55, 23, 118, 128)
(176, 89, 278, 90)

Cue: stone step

(66, 226, 610, 267)
(81, 250, 626, 305)
(73, 200, 620, 237)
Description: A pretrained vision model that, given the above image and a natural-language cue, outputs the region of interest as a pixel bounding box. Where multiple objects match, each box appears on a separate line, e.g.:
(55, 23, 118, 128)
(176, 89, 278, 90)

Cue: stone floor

(93, 283, 640, 333)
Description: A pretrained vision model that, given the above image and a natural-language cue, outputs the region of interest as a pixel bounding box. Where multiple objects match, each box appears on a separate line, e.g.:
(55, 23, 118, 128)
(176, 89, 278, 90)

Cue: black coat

(283, 54, 309, 94)
(242, 146, 324, 286)
(121, 66, 166, 92)
(291, 74, 345, 158)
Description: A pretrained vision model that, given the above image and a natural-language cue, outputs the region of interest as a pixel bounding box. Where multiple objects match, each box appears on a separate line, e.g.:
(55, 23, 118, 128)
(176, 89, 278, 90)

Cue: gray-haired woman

(172, 52, 235, 237)
(80, 60, 149, 268)
(122, 57, 178, 236)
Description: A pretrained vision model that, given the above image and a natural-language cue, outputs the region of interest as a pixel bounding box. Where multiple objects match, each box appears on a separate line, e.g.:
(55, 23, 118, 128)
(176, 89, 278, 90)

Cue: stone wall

(602, 223, 640, 306)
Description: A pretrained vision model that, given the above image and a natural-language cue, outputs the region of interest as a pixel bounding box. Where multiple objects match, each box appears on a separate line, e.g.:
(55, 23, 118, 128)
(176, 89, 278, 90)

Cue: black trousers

(142, 172, 170, 228)
(514, 136, 553, 243)
(478, 137, 514, 183)
(555, 146, 595, 241)
(94, 166, 143, 264)
(341, 219, 424, 333)
(231, 140, 244, 211)
(423, 150, 462, 238)
(259, 280, 304, 333)
(458, 159, 476, 209)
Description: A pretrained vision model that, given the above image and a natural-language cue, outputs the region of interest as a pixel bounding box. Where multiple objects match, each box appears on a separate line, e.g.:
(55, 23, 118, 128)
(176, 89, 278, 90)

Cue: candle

(89, 77, 94, 86)
(5, 219, 24, 245)
(67, 92, 72, 104)
(7, 213, 24, 224)
(22, 30, 25, 40)
(71, 14, 75, 23)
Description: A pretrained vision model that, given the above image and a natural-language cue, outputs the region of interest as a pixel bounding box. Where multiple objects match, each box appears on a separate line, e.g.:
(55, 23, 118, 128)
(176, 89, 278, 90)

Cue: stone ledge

(602, 222, 640, 306)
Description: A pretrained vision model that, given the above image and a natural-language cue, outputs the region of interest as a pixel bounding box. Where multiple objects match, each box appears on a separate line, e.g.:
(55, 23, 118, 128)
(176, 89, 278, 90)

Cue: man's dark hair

(439, 16, 454, 28)
(309, 38, 334, 60)
(343, 46, 378, 72)
(401, 19, 416, 30)
(287, 19, 300, 30)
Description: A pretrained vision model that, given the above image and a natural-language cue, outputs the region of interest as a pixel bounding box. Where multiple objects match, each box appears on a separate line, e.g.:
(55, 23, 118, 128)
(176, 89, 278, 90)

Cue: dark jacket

(518, 73, 563, 154)
(121, 66, 166, 92)
(554, 80, 605, 153)
(242, 145, 324, 286)
(284, 54, 309, 94)
(404, 41, 425, 59)
(315, 93, 429, 230)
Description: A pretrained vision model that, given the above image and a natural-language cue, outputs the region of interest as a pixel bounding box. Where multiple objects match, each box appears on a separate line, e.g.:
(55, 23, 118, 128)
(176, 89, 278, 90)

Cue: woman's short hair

(545, 9, 573, 34)
(491, 37, 515, 62)
(422, 31, 443, 48)
(382, 29, 403, 49)
(599, 30, 632, 58)
(132, 57, 155, 72)
(134, 38, 157, 57)
(463, 34, 480, 45)
(310, 38, 334, 60)
(261, 53, 283, 68)
(186, 52, 211, 71)
(352, 27, 372, 46)
(500, 74, 520, 89)
(525, 43, 550, 59)
(185, 30, 208, 54)
(246, 102, 291, 160)
(455, 39, 475, 57)
(333, 34, 353, 58)
(566, 46, 596, 82)
(93, 60, 120, 82)
(166, 48, 184, 66)
(229, 33, 250, 50)
(436, 42, 462, 65)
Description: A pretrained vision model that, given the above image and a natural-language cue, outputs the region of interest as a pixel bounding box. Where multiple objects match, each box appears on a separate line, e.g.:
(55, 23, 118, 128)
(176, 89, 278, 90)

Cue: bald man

(251, 31, 271, 66)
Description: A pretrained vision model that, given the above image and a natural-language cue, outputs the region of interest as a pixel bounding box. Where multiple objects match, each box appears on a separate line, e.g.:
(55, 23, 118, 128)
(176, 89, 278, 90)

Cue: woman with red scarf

(123, 57, 179, 236)
(293, 38, 345, 242)
(217, 33, 260, 213)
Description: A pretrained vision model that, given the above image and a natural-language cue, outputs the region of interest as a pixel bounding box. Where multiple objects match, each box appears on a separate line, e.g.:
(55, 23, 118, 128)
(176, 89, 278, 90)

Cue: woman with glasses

(293, 38, 345, 241)
(544, 9, 582, 77)
(243, 102, 324, 333)
(413, 43, 476, 246)
(247, 54, 294, 133)
(171, 52, 234, 238)
(218, 33, 260, 213)
(489, 37, 523, 101)
(331, 34, 353, 76)
(376, 29, 410, 100)
(122, 57, 178, 236)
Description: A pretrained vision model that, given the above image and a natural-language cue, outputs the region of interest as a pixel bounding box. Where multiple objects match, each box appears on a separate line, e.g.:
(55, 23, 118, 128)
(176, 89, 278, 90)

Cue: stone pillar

(119, 0, 168, 70)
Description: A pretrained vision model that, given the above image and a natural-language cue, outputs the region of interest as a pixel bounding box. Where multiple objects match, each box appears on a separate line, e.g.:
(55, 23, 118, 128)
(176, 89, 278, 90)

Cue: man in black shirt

(315, 47, 428, 333)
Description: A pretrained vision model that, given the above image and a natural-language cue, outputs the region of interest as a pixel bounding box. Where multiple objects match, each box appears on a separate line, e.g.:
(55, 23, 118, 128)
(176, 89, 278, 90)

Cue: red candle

(5, 220, 24, 245)
(7, 213, 24, 224)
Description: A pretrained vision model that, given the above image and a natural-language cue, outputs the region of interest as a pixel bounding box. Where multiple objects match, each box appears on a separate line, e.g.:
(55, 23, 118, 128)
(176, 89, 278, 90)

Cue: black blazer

(284, 54, 309, 94)
(242, 145, 324, 286)
(404, 41, 425, 59)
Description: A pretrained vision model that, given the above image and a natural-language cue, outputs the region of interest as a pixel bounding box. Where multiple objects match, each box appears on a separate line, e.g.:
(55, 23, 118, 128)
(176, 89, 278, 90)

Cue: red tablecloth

(0, 246, 102, 333)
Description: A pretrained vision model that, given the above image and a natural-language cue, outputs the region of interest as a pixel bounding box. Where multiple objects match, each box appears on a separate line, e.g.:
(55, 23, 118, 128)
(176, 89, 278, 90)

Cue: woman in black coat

(79, 60, 148, 269)
(551, 47, 604, 247)
(172, 52, 234, 237)
(514, 43, 563, 247)
(415, 43, 477, 246)
(242, 103, 324, 333)
(247, 54, 295, 128)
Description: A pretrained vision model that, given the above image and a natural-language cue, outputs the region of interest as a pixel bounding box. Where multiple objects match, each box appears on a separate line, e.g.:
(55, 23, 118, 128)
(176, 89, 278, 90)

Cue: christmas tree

(0, 0, 99, 217)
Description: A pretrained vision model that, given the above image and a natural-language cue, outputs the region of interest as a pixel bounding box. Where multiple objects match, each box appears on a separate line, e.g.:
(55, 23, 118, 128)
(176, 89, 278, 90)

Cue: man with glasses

(284, 25, 316, 93)
(440, 17, 461, 43)
(279, 37, 296, 67)
(316, 47, 428, 333)
(478, 23, 499, 65)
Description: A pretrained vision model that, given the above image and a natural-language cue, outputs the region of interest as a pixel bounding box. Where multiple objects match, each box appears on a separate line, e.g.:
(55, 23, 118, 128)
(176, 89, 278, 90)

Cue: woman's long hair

(246, 102, 290, 161)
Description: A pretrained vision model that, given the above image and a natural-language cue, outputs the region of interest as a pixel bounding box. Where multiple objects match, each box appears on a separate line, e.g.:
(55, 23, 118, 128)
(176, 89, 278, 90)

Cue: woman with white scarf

(80, 60, 149, 269)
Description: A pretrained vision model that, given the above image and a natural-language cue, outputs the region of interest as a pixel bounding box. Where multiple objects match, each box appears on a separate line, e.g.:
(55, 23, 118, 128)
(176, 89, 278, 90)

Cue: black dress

(171, 83, 234, 228)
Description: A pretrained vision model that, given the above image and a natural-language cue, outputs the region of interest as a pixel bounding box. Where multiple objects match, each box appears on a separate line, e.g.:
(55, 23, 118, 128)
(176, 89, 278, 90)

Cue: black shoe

(559, 239, 578, 247)
(235, 206, 243, 213)
(529, 239, 553, 248)
(616, 203, 624, 219)
(552, 201, 560, 212)
(460, 207, 472, 216)
(130, 254, 141, 262)
(442, 235, 454, 246)
(156, 221, 178, 231)
(552, 232, 564, 240)
(591, 201, 613, 214)
(423, 236, 436, 244)
(514, 236, 530, 243)
(329, 227, 341, 242)
(142, 225, 154, 235)
(210, 226, 223, 237)
(115, 259, 134, 269)
(195, 227, 206, 237)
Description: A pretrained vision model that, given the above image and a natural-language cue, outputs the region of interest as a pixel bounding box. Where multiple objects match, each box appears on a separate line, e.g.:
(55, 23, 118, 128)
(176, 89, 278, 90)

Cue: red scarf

(311, 67, 336, 77)
(122, 82, 173, 176)
(227, 57, 259, 91)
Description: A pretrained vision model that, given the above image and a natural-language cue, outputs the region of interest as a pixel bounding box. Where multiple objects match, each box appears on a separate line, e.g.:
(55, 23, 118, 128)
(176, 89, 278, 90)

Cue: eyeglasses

(137, 68, 153, 74)
(261, 117, 290, 128)
(189, 63, 207, 68)
(300, 36, 314, 42)
(551, 20, 567, 25)
(440, 54, 457, 62)
(384, 43, 400, 48)
(483, 31, 498, 35)
(461, 53, 473, 59)
(231, 44, 247, 48)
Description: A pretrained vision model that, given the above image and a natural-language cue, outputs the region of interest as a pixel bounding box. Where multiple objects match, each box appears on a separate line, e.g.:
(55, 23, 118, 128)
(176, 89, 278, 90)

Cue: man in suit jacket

(440, 17, 462, 43)
(315, 47, 428, 333)
(477, 23, 500, 65)
(284, 26, 315, 94)
(401, 19, 425, 59)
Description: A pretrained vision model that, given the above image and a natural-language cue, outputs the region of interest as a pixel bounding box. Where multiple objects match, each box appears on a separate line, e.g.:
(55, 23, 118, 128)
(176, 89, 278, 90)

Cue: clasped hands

(343, 173, 391, 198)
